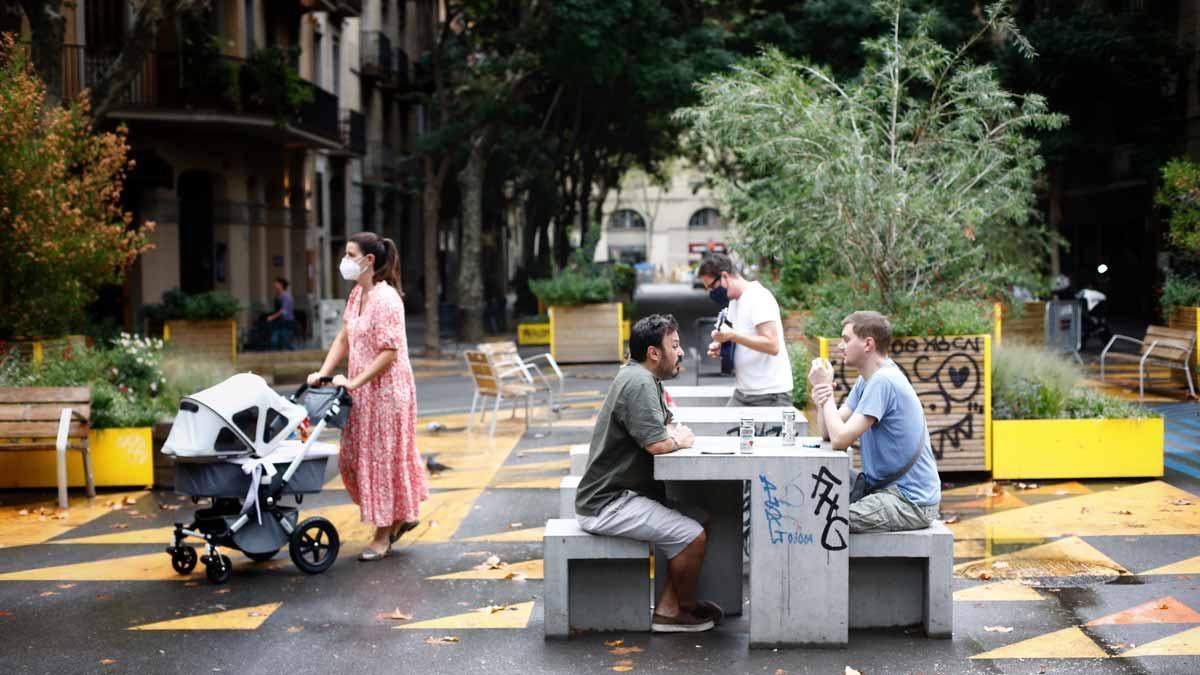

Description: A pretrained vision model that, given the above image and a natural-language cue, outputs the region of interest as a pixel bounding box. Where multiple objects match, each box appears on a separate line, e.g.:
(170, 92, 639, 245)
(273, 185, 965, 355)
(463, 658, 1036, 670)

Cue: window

(214, 428, 249, 455)
(232, 407, 260, 441)
(688, 207, 723, 229)
(263, 408, 289, 444)
(331, 33, 341, 96)
(608, 209, 646, 230)
(244, 0, 255, 55)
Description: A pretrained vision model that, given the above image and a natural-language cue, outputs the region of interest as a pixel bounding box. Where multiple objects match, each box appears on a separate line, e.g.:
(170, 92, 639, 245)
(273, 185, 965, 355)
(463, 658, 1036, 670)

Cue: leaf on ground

(845, 668, 862, 675)
(0, 611, 12, 617)
(95, 594, 114, 602)
(504, 572, 527, 582)
(1172, 499, 1194, 506)
(423, 635, 459, 645)
(286, 626, 304, 633)
(613, 659, 634, 667)
(475, 604, 517, 614)
(99, 659, 117, 666)
(377, 608, 412, 621)
(213, 588, 230, 595)
(1117, 510, 1133, 515)
(56, 584, 75, 590)
(184, 582, 201, 588)
(604, 639, 624, 647)
(612, 668, 633, 673)
(508, 522, 523, 529)
(978, 572, 993, 581)
(984, 626, 1014, 633)
(39, 591, 58, 598)
(110, 523, 129, 529)
(611, 646, 643, 656)
(123, 496, 138, 505)
(1157, 603, 1170, 610)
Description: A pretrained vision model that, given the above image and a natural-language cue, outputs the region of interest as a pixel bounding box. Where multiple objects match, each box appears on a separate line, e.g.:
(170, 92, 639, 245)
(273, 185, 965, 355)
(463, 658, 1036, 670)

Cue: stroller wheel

(289, 517, 340, 574)
(204, 554, 233, 584)
(244, 549, 280, 563)
(169, 546, 198, 575)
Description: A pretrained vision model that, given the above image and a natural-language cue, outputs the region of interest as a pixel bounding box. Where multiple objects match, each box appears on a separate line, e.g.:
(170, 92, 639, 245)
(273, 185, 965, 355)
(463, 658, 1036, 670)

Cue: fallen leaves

(475, 604, 518, 614)
(504, 572, 527, 582)
(977, 571, 993, 581)
(984, 626, 1014, 633)
(612, 659, 635, 672)
(423, 635, 460, 645)
(1116, 510, 1133, 515)
(376, 608, 412, 622)
(159, 503, 182, 511)
(110, 523, 129, 529)
(213, 589, 230, 595)
(604, 639, 624, 647)
(123, 496, 138, 506)
(99, 659, 117, 666)
(286, 626, 305, 633)
(1157, 603, 1170, 610)
(56, 584, 75, 590)
(39, 591, 58, 598)
(1171, 499, 1194, 506)
(611, 646, 643, 656)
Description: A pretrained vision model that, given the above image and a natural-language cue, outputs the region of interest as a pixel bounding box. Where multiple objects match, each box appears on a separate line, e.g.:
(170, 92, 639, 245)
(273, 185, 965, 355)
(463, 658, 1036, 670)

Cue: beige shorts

(576, 490, 706, 559)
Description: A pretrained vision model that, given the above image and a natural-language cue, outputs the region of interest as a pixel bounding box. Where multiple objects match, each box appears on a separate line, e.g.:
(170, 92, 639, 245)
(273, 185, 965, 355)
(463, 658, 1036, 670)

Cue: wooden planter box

(817, 334, 992, 472)
(549, 302, 624, 363)
(0, 427, 153, 488)
(164, 319, 237, 363)
(1167, 306, 1200, 387)
(992, 417, 1163, 479)
(994, 301, 1045, 348)
(0, 335, 88, 364)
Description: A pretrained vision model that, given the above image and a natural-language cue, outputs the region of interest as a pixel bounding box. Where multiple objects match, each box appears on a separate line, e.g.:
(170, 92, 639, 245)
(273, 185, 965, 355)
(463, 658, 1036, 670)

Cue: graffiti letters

(809, 466, 848, 551)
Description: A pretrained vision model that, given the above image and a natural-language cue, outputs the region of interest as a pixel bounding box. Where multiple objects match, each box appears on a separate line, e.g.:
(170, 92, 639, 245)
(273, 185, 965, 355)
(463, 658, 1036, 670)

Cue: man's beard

(657, 360, 681, 380)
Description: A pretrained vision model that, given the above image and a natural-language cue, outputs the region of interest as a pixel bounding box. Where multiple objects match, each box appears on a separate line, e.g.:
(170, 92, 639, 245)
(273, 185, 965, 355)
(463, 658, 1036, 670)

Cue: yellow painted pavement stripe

(953, 581, 1045, 602)
(952, 492, 1029, 511)
(554, 418, 598, 429)
(391, 601, 533, 630)
(427, 558, 544, 581)
(128, 602, 283, 631)
(1120, 626, 1200, 657)
(954, 540, 985, 559)
(52, 526, 175, 545)
(953, 536, 1129, 578)
(970, 626, 1108, 660)
(949, 481, 1200, 542)
(1141, 554, 1200, 576)
(496, 459, 570, 473)
(516, 445, 574, 456)
(490, 476, 564, 489)
(459, 526, 545, 543)
(0, 490, 151, 547)
(0, 551, 192, 582)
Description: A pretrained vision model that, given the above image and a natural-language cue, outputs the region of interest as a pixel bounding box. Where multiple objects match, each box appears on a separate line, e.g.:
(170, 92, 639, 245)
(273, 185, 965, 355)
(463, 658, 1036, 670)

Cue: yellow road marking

(952, 492, 1029, 511)
(491, 476, 564, 489)
(970, 626, 1108, 660)
(128, 602, 283, 631)
(0, 490, 151, 547)
(953, 581, 1044, 602)
(516, 445, 574, 456)
(953, 536, 1129, 578)
(0, 552, 192, 582)
(497, 459, 570, 473)
(949, 481, 1200, 542)
(391, 601, 534, 630)
(459, 526, 544, 543)
(1086, 596, 1200, 626)
(52, 526, 175, 545)
(1141, 554, 1200, 576)
(954, 540, 986, 558)
(427, 558, 544, 581)
(1019, 481, 1093, 496)
(1120, 626, 1200, 657)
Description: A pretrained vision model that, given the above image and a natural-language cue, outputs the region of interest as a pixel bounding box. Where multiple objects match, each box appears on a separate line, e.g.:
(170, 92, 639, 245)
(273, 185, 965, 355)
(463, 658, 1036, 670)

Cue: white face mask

(339, 256, 366, 281)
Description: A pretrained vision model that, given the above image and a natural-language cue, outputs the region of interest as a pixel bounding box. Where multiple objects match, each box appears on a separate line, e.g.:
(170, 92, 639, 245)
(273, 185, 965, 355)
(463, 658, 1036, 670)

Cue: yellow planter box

(0, 427, 154, 488)
(517, 322, 550, 346)
(992, 418, 1163, 480)
(164, 319, 237, 363)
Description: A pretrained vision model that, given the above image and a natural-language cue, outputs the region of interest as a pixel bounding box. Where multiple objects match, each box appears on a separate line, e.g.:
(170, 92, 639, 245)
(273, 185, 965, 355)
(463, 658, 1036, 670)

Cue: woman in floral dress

(308, 232, 428, 560)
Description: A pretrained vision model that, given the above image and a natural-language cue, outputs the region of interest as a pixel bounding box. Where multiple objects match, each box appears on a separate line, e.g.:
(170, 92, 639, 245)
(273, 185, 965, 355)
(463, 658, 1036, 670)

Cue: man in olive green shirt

(575, 314, 718, 633)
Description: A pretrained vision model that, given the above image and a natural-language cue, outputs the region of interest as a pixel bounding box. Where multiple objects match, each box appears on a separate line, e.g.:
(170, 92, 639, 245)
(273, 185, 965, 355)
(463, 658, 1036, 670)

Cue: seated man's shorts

(576, 490, 705, 559)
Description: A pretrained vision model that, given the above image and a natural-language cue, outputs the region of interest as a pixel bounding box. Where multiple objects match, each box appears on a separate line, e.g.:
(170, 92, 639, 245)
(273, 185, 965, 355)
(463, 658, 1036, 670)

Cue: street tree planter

(817, 334, 992, 473)
(994, 301, 1046, 348)
(163, 320, 238, 363)
(549, 302, 625, 363)
(0, 427, 153, 488)
(992, 417, 1163, 479)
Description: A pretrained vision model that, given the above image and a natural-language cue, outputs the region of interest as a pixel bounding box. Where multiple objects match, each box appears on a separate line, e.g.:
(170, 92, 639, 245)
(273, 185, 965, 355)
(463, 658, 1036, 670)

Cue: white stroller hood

(163, 373, 308, 459)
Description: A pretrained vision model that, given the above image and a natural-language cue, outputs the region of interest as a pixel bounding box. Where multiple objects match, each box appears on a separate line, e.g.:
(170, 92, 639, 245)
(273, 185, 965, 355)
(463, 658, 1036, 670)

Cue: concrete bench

(847, 521, 953, 638)
(543, 518, 651, 638)
(559, 475, 581, 518)
(569, 444, 589, 476)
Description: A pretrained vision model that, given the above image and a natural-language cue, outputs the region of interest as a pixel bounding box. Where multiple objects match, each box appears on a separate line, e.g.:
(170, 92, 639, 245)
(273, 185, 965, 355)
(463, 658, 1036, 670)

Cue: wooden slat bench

(1101, 325, 1196, 400)
(0, 387, 93, 509)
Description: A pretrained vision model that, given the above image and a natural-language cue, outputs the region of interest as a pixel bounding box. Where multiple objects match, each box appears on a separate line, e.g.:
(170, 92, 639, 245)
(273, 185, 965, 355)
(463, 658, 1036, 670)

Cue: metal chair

(463, 350, 552, 438)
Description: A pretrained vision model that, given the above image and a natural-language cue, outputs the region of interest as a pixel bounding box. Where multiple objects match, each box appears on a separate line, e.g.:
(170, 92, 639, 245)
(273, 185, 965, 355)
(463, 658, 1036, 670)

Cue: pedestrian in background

(308, 232, 427, 560)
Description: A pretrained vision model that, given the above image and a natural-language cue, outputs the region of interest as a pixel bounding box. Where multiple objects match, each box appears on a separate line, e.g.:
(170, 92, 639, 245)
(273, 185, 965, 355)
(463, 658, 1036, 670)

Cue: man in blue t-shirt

(808, 311, 941, 532)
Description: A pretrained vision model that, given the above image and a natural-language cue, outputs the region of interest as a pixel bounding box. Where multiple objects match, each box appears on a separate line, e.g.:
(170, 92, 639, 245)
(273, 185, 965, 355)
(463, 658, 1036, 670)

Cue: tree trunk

(422, 156, 447, 357)
(456, 133, 488, 343)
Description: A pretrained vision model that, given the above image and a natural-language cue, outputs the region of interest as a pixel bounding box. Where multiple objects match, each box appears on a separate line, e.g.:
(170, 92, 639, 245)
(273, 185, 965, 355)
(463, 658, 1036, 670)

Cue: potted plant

(530, 268, 624, 363)
(145, 289, 241, 363)
(990, 344, 1162, 479)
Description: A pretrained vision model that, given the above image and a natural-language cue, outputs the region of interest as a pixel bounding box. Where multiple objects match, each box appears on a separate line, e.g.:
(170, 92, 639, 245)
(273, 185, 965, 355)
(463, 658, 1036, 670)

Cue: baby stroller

(162, 373, 351, 584)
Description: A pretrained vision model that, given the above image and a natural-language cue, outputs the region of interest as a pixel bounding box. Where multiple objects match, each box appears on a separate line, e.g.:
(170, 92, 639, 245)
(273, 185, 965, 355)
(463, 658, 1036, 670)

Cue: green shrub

(787, 341, 810, 410)
(799, 278, 993, 338)
(1155, 157, 1200, 253)
(992, 344, 1154, 420)
(144, 289, 241, 321)
(1160, 270, 1200, 320)
(529, 270, 612, 307)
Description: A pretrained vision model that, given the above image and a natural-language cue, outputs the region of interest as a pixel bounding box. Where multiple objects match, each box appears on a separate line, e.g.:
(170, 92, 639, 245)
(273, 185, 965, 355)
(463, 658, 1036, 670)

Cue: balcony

(339, 108, 366, 155)
(62, 46, 346, 150)
(361, 31, 393, 79)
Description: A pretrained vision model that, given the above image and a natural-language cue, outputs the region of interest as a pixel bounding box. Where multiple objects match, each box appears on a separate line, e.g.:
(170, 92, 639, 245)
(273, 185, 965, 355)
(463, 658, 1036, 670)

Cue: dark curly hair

(629, 314, 679, 362)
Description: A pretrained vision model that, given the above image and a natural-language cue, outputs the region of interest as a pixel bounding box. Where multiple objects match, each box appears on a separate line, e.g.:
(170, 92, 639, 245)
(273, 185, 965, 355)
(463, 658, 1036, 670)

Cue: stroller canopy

(163, 373, 308, 459)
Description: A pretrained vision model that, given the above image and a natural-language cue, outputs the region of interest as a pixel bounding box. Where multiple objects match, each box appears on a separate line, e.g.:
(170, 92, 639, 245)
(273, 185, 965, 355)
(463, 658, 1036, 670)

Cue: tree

(678, 0, 1067, 313)
(0, 35, 153, 338)
(6, 0, 210, 117)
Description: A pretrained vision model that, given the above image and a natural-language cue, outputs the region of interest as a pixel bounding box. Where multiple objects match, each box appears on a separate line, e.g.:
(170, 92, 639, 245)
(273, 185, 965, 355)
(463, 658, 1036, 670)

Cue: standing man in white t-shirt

(697, 254, 793, 407)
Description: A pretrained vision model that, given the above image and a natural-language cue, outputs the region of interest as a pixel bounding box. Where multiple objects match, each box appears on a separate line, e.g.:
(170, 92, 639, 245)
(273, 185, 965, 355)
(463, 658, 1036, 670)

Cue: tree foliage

(679, 0, 1066, 314)
(0, 36, 152, 338)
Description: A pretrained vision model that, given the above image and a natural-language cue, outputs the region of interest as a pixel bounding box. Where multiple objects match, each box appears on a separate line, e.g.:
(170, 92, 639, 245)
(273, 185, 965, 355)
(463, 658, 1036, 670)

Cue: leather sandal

(389, 520, 420, 544)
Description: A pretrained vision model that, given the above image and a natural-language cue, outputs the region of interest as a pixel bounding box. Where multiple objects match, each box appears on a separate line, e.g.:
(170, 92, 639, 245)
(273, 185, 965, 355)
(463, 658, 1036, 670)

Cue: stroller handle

(291, 377, 339, 400)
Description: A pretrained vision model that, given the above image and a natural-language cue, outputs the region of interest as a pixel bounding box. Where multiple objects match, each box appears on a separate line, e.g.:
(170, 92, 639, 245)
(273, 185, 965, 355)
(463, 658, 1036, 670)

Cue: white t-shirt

(728, 280, 793, 395)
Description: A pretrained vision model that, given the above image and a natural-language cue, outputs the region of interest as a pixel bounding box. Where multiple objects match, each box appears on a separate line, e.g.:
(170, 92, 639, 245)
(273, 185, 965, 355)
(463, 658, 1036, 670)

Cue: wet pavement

(1, 295, 1199, 673)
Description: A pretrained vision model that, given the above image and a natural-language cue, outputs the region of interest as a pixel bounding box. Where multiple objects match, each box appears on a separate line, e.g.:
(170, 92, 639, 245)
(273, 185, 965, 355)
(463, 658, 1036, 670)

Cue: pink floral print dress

(338, 283, 428, 526)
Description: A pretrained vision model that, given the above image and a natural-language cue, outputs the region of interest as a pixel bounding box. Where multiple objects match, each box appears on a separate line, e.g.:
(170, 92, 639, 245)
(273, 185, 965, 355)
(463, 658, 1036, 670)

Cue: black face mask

(709, 284, 729, 308)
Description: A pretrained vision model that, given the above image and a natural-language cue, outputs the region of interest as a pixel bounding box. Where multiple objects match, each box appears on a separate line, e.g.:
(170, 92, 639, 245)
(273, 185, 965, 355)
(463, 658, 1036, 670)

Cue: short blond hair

(842, 311, 892, 354)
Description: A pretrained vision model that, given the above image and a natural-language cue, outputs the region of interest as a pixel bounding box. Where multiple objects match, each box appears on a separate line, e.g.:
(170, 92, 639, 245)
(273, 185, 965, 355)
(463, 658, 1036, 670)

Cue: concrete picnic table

(668, 405, 808, 436)
(663, 384, 735, 407)
(654, 435, 849, 648)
